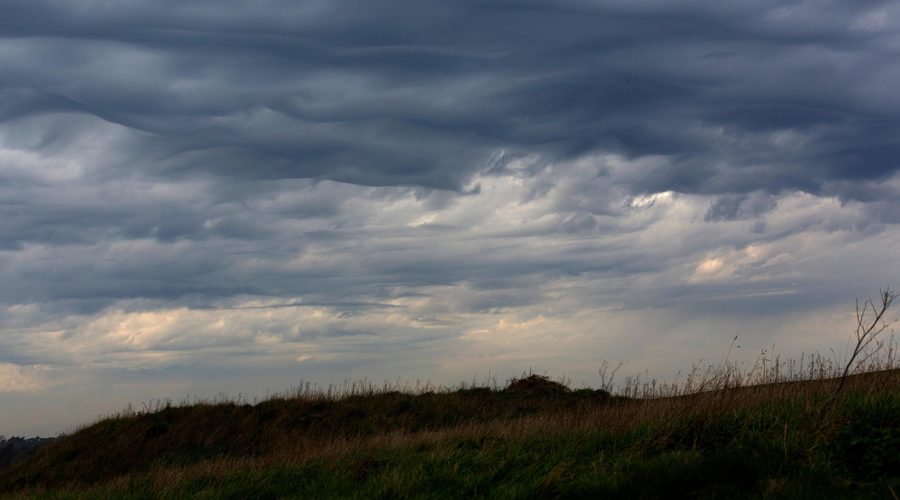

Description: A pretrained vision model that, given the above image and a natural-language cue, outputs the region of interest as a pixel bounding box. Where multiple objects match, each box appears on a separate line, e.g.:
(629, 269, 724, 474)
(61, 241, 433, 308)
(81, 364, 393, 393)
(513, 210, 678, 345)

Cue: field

(0, 352, 899, 499)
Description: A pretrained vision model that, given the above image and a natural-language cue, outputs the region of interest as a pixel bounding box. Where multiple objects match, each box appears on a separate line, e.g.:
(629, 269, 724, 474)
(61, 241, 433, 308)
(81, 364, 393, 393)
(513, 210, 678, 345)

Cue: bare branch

(823, 287, 898, 417)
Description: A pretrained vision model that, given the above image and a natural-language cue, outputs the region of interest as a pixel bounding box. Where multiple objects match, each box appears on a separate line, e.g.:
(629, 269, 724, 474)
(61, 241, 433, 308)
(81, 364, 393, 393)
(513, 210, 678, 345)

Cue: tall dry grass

(6, 337, 900, 495)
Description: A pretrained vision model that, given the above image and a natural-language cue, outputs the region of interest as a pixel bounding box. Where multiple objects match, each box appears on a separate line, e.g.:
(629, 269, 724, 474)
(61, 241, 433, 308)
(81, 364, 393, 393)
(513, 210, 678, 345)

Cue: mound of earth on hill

(504, 374, 570, 393)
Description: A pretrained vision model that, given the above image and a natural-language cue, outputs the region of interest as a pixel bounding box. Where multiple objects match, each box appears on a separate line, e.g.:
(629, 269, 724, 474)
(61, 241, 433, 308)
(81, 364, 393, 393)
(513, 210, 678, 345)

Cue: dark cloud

(705, 195, 746, 222)
(705, 192, 776, 222)
(0, 0, 897, 194)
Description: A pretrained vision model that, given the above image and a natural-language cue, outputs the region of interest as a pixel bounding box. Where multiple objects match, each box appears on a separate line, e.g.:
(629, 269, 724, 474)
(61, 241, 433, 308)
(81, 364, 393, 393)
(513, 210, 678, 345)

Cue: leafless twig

(822, 287, 898, 417)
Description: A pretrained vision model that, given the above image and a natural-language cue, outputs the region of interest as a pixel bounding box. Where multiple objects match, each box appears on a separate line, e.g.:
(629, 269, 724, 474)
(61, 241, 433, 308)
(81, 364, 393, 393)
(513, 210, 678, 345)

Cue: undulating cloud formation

(2, 0, 900, 436)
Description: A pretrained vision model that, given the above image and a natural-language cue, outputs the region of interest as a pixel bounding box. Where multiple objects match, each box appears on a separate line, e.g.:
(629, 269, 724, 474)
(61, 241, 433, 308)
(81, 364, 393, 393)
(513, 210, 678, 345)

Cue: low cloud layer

(2, 0, 900, 436)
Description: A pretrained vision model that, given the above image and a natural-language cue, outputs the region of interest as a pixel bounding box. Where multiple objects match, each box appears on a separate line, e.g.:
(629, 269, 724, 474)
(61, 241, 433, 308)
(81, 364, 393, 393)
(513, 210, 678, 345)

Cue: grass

(3, 338, 900, 498)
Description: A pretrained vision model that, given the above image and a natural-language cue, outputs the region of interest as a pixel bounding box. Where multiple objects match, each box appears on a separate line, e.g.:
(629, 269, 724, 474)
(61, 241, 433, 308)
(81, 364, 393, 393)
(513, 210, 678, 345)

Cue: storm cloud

(3, 0, 900, 193)
(2, 0, 900, 437)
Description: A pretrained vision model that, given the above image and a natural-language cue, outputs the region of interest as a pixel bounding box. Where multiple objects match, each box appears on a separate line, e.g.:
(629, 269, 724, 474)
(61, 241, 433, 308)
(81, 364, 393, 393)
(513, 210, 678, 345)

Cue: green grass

(3, 371, 900, 499)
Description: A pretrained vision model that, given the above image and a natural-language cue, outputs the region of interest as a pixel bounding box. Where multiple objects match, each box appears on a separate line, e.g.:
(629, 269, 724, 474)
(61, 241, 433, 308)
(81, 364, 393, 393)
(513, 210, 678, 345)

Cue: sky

(2, 0, 900, 438)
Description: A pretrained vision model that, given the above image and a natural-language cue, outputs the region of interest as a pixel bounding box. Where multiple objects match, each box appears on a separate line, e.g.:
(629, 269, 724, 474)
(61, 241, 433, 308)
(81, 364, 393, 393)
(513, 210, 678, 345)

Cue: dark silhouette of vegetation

(0, 437, 56, 474)
(504, 373, 571, 394)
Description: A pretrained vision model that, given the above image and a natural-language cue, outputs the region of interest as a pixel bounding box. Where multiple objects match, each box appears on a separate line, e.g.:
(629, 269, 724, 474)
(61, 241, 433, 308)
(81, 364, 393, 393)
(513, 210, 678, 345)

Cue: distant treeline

(0, 437, 58, 473)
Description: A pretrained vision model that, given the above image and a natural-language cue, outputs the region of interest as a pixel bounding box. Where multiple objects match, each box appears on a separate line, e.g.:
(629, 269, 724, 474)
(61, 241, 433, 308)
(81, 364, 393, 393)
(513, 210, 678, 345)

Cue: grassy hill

(2, 361, 900, 499)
